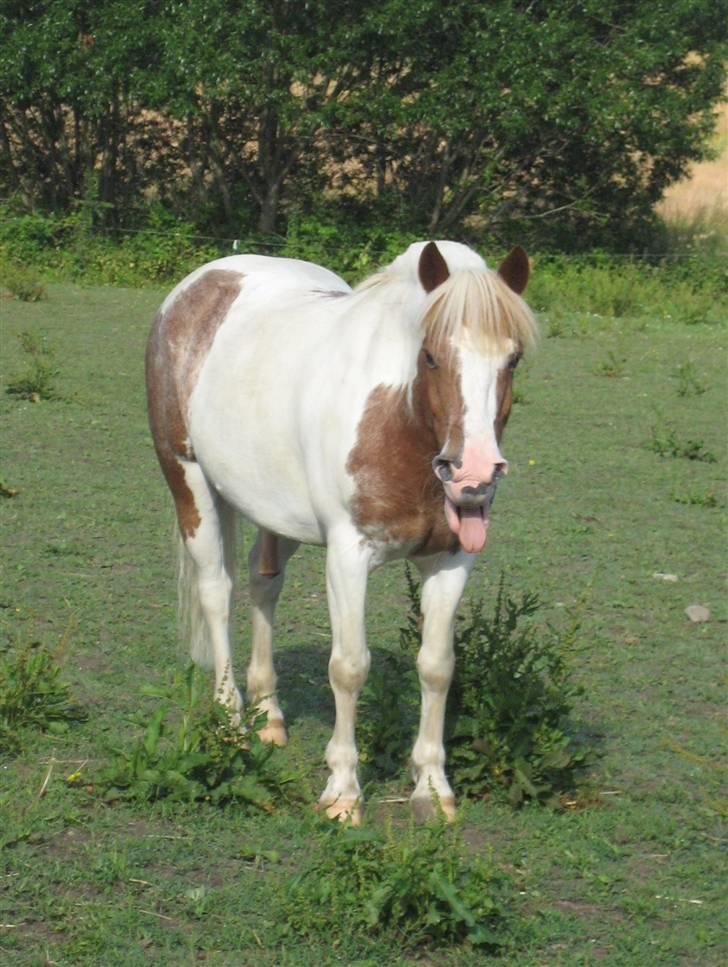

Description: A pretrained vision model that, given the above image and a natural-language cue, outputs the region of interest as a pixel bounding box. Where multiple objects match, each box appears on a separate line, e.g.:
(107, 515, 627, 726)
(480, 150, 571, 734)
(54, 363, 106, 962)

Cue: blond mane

(423, 268, 538, 356)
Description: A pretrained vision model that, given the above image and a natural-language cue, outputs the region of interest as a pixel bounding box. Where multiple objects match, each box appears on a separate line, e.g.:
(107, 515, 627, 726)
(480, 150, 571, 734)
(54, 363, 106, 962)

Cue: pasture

(1, 270, 726, 965)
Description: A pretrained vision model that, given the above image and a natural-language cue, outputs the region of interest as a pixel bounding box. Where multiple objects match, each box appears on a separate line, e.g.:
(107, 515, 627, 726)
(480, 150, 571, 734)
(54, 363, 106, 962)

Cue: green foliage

(1, 261, 45, 301)
(363, 569, 591, 807)
(0, 1, 725, 243)
(648, 421, 717, 463)
(0, 635, 86, 756)
(594, 349, 627, 378)
(673, 361, 707, 397)
(6, 331, 59, 402)
(90, 665, 299, 811)
(284, 819, 514, 953)
(445, 577, 590, 806)
(530, 254, 728, 330)
(672, 489, 721, 508)
(397, 570, 591, 805)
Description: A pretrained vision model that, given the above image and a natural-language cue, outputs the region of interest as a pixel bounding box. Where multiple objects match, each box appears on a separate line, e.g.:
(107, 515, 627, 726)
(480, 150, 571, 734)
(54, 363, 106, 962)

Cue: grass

(0, 272, 726, 964)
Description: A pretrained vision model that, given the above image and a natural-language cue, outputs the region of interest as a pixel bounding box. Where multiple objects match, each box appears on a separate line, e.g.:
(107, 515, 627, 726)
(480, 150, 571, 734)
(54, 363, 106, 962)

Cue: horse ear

(497, 246, 529, 294)
(418, 241, 450, 293)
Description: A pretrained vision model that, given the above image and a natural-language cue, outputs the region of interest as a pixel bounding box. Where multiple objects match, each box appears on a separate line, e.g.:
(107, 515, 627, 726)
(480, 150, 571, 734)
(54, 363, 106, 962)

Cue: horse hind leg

(246, 529, 299, 746)
(174, 459, 242, 714)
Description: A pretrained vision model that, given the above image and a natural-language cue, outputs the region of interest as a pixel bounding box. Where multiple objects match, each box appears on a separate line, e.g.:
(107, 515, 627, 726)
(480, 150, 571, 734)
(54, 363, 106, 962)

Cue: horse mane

(353, 243, 538, 357)
(423, 268, 538, 356)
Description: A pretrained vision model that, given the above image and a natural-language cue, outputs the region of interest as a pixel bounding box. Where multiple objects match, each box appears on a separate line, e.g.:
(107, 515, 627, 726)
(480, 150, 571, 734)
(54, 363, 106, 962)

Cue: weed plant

(89, 665, 299, 811)
(0, 635, 86, 756)
(647, 421, 717, 462)
(284, 819, 515, 954)
(6, 331, 59, 401)
(672, 361, 707, 397)
(359, 569, 591, 806)
(1, 261, 46, 301)
(446, 577, 590, 806)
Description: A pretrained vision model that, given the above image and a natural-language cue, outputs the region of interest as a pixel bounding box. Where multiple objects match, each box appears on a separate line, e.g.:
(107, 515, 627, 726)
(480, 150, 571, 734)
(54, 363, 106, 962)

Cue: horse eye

(423, 349, 438, 370)
(507, 352, 521, 371)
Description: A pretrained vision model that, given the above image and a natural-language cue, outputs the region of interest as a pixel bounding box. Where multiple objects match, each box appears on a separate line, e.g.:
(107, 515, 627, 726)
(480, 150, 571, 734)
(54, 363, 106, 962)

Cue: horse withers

(145, 240, 537, 824)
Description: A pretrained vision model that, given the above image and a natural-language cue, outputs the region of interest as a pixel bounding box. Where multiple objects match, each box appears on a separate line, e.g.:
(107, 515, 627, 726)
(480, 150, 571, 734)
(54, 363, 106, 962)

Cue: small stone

(685, 605, 710, 623)
(653, 572, 678, 582)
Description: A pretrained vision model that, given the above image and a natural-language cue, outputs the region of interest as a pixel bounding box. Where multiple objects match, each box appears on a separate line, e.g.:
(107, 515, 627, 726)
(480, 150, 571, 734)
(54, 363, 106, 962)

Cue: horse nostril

(432, 457, 453, 482)
(493, 461, 507, 481)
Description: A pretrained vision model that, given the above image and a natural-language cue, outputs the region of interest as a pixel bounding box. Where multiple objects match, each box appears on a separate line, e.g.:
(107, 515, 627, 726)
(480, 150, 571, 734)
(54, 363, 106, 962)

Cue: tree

(1, 0, 725, 246)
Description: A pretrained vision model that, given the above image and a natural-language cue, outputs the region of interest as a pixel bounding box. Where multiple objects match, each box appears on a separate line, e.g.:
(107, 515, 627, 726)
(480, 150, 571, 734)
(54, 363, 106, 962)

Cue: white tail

(176, 508, 238, 669)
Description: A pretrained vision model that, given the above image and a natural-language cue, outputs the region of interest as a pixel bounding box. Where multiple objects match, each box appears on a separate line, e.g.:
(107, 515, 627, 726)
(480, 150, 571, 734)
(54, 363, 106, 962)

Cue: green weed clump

(6, 331, 59, 402)
(445, 577, 590, 806)
(360, 569, 591, 806)
(89, 665, 299, 811)
(284, 820, 514, 954)
(1, 261, 46, 301)
(0, 636, 86, 756)
(647, 421, 717, 463)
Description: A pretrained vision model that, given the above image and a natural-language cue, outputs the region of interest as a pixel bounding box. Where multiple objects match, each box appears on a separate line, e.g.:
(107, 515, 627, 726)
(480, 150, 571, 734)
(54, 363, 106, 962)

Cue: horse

(145, 240, 537, 824)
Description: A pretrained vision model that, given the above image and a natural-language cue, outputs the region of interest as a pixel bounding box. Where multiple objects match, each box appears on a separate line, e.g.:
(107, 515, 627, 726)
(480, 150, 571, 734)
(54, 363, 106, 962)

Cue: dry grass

(658, 100, 728, 221)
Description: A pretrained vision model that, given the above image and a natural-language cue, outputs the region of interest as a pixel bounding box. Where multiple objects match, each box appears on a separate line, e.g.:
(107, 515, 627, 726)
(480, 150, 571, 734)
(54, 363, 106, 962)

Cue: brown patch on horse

(257, 528, 280, 577)
(346, 348, 466, 555)
(146, 269, 243, 538)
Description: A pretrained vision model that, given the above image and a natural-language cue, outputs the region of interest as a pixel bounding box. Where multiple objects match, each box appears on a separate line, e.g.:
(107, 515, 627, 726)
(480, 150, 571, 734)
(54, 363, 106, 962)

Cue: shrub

(446, 577, 590, 806)
(284, 819, 514, 953)
(360, 569, 592, 807)
(87, 664, 300, 811)
(0, 634, 86, 756)
(1, 262, 46, 301)
(647, 421, 717, 463)
(5, 331, 59, 402)
(393, 569, 591, 806)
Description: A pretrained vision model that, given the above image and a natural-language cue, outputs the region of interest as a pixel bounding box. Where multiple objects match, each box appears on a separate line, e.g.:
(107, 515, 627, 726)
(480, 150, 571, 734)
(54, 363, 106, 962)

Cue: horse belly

(186, 319, 343, 545)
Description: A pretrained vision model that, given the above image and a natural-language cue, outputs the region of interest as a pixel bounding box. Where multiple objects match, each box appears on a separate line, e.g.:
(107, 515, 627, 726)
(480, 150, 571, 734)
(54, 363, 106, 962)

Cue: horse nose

(432, 456, 454, 482)
(492, 460, 508, 481)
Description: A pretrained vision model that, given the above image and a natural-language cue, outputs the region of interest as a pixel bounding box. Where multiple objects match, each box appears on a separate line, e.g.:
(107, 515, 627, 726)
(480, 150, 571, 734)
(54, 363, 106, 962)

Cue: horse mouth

(443, 482, 498, 554)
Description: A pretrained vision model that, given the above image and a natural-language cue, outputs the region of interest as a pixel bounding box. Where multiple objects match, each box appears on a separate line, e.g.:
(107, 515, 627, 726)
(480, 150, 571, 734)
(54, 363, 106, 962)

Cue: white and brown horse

(146, 240, 537, 823)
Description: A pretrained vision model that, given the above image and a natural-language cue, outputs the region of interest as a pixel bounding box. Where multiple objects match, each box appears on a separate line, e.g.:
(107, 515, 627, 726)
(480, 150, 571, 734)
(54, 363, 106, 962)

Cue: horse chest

(346, 385, 459, 556)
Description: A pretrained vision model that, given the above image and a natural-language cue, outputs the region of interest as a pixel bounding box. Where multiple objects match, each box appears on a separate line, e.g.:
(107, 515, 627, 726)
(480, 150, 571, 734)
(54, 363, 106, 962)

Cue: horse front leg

(319, 530, 372, 825)
(410, 551, 474, 822)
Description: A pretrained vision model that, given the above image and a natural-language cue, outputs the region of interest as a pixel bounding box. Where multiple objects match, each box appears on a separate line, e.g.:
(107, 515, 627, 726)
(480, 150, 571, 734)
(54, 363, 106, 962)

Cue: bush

(387, 569, 592, 807)
(446, 577, 591, 806)
(1, 262, 46, 301)
(284, 819, 514, 954)
(6, 332, 59, 402)
(87, 664, 300, 811)
(0, 635, 86, 756)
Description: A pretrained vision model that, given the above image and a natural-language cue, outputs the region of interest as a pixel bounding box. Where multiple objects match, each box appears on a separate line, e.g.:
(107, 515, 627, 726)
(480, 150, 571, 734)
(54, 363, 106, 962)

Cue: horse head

(414, 242, 535, 553)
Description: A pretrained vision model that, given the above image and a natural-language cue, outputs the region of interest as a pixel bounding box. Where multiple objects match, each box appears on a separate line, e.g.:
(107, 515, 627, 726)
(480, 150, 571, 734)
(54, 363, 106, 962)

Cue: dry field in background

(658, 100, 728, 221)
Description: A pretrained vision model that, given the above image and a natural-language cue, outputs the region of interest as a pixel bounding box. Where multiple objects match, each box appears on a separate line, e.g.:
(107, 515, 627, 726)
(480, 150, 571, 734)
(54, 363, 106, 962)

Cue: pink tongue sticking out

(444, 498, 489, 553)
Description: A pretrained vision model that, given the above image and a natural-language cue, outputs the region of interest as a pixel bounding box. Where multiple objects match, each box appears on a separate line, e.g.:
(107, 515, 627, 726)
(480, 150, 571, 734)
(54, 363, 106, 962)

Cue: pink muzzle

(434, 443, 507, 554)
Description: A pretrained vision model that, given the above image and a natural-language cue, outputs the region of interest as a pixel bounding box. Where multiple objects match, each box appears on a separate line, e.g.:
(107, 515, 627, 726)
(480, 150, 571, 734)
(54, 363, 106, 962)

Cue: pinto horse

(146, 240, 537, 823)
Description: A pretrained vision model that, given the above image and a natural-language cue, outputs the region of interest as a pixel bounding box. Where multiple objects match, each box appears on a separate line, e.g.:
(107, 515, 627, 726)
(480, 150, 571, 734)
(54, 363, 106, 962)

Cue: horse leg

(319, 530, 372, 825)
(175, 460, 241, 714)
(410, 551, 474, 822)
(246, 530, 299, 746)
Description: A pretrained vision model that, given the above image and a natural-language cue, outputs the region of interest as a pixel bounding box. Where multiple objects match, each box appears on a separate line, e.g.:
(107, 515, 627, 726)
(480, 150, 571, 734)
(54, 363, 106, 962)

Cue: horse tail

(176, 506, 238, 670)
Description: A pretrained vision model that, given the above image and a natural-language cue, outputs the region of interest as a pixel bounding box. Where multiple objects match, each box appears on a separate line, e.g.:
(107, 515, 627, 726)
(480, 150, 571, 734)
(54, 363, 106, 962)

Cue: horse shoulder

(346, 385, 458, 554)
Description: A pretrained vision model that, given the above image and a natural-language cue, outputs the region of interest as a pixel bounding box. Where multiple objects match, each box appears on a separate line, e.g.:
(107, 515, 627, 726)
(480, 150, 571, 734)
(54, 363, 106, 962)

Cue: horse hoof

(410, 794, 456, 824)
(316, 799, 362, 826)
(256, 718, 288, 747)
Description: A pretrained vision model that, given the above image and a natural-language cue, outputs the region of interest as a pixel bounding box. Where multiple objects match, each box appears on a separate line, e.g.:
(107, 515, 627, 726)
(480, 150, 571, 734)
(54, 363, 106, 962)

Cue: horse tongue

(458, 506, 489, 553)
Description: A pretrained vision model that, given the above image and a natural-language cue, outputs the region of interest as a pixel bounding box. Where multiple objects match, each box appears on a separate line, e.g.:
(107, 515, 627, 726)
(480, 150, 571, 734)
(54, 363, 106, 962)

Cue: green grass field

(0, 275, 726, 965)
